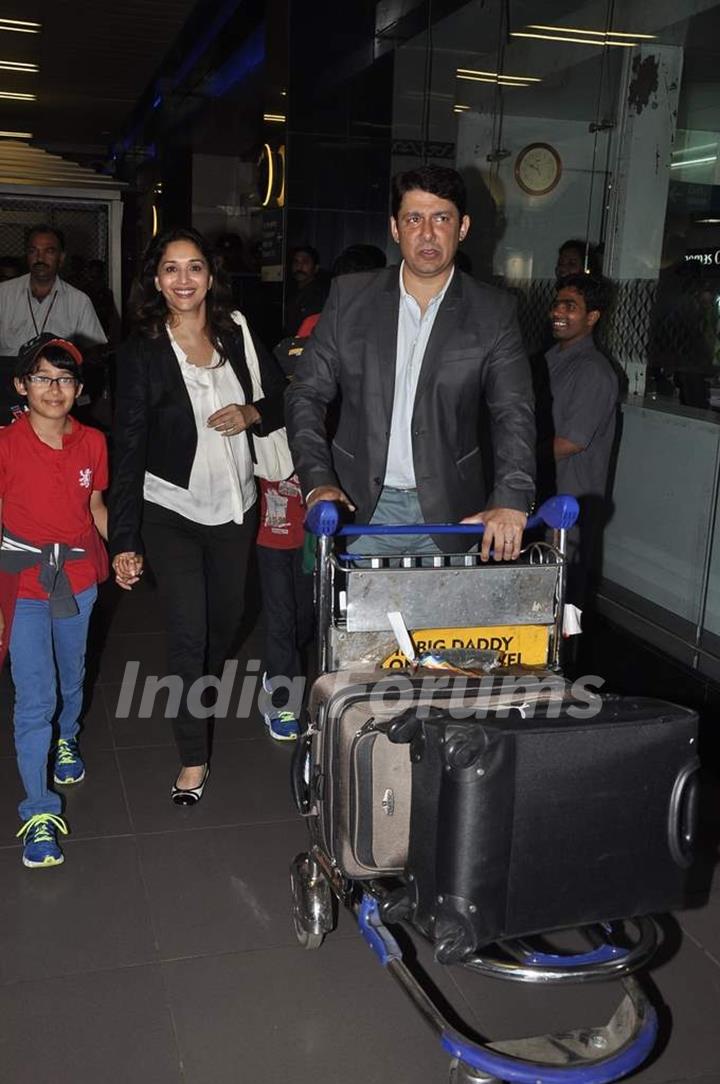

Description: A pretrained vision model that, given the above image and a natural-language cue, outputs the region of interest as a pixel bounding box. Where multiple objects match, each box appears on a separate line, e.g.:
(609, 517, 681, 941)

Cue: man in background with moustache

(0, 225, 106, 357)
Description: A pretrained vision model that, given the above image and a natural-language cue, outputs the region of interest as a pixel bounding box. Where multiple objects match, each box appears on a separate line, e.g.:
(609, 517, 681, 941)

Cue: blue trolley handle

(305, 494, 580, 538)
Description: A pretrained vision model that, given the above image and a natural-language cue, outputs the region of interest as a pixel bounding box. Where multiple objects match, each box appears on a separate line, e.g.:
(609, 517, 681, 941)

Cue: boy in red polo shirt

(0, 335, 109, 868)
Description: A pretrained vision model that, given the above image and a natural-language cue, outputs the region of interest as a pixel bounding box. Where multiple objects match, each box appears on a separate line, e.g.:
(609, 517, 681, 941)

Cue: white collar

(399, 260, 455, 308)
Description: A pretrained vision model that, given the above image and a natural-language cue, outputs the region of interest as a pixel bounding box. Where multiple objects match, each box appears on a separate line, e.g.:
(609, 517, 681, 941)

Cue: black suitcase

(297, 669, 570, 879)
(296, 672, 699, 961)
(384, 693, 699, 962)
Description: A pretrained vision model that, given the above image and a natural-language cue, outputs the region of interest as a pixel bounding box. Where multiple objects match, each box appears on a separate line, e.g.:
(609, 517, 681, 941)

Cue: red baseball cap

(18, 333, 84, 369)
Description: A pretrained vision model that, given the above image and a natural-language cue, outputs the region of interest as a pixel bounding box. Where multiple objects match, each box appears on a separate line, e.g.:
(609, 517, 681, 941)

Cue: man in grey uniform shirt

(0, 225, 106, 355)
(538, 274, 618, 608)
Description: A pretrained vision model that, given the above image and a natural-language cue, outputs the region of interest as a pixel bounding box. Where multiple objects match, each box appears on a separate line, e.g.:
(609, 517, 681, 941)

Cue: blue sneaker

(16, 814, 68, 869)
(264, 710, 299, 742)
(53, 738, 85, 784)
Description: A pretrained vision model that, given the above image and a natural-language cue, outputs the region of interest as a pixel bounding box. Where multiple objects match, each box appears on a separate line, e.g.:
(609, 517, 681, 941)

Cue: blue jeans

(346, 488, 441, 556)
(9, 584, 97, 820)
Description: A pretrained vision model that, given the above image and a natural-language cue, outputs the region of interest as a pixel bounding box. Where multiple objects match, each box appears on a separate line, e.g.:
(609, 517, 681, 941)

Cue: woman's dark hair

(391, 166, 467, 220)
(131, 226, 236, 352)
(15, 343, 81, 382)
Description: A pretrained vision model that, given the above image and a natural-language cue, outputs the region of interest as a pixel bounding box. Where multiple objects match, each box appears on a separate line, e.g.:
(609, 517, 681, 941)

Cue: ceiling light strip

(670, 156, 717, 168)
(0, 129, 32, 137)
(527, 24, 656, 39)
(0, 19, 41, 34)
(457, 74, 531, 86)
(457, 68, 541, 82)
(672, 143, 718, 156)
(0, 61, 38, 71)
(511, 32, 636, 47)
(0, 90, 36, 100)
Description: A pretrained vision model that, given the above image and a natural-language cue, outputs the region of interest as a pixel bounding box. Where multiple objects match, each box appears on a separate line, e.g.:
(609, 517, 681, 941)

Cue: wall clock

(514, 143, 562, 196)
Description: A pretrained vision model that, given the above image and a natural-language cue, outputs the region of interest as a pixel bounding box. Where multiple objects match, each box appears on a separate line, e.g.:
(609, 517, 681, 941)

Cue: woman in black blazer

(109, 227, 286, 804)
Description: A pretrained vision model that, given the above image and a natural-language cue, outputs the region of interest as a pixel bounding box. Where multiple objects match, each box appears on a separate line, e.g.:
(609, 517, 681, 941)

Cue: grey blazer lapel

(414, 269, 464, 402)
(374, 270, 401, 424)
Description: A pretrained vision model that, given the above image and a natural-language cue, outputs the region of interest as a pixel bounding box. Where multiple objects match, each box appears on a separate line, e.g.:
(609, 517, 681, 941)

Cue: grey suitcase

(296, 668, 570, 879)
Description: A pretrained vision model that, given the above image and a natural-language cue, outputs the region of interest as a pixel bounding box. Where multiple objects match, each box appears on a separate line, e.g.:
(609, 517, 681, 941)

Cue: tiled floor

(1, 579, 719, 1084)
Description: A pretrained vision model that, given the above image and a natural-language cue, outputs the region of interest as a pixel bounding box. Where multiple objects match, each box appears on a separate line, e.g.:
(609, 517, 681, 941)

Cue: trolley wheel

(292, 915, 325, 951)
(448, 1057, 498, 1084)
(290, 855, 333, 950)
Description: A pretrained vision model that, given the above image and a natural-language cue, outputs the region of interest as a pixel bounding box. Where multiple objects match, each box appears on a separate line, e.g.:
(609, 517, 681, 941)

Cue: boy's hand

(112, 552, 144, 591)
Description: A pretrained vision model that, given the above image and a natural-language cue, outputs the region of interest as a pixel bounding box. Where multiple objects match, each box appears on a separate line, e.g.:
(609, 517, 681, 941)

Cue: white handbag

(231, 310, 295, 482)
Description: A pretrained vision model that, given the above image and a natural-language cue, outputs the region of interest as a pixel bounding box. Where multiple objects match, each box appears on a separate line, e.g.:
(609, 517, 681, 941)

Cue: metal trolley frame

(290, 497, 660, 1084)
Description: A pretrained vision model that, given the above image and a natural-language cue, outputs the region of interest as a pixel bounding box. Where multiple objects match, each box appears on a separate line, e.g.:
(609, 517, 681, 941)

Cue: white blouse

(143, 336, 257, 525)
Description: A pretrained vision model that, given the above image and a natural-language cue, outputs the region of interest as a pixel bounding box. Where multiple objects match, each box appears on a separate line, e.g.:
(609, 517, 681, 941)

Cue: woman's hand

(207, 403, 261, 437)
(113, 552, 144, 591)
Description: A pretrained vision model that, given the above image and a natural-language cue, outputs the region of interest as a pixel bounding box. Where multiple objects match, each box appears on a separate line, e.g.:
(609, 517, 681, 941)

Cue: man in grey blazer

(285, 166, 535, 560)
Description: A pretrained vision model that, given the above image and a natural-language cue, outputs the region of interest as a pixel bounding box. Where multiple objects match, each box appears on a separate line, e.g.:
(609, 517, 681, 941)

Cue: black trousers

(142, 500, 258, 766)
(256, 544, 314, 707)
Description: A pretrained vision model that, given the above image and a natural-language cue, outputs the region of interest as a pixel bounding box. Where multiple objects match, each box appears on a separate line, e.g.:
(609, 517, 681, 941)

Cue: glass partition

(387, 0, 720, 410)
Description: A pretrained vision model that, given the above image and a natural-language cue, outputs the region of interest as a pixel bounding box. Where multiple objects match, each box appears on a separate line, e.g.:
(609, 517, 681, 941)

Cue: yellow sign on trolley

(382, 624, 549, 669)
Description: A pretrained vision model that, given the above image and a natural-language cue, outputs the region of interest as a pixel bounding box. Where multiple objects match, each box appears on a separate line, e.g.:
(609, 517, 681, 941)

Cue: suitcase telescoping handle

(304, 493, 579, 538)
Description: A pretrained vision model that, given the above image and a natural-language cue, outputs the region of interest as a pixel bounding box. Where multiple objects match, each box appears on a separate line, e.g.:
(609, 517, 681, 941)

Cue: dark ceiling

(0, 0, 199, 155)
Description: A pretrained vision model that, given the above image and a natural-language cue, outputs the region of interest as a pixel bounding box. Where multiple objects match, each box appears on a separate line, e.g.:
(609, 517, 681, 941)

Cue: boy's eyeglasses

(25, 375, 78, 388)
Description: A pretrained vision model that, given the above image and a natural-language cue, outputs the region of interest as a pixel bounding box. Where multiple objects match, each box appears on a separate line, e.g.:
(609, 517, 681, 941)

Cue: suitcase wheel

(290, 853, 334, 950)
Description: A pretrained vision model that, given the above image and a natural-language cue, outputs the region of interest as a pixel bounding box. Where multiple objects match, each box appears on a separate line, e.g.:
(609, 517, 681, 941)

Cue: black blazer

(109, 321, 286, 557)
(285, 266, 536, 552)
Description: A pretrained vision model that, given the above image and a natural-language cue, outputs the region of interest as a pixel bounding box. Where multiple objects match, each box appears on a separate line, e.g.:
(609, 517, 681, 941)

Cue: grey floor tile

(56, 748, 132, 839)
(116, 738, 298, 833)
(0, 756, 23, 823)
(163, 938, 453, 1084)
(103, 675, 267, 749)
(625, 925, 720, 1083)
(93, 576, 166, 636)
(138, 818, 324, 959)
(0, 678, 113, 759)
(678, 896, 720, 965)
(103, 680, 179, 750)
(0, 748, 130, 842)
(0, 837, 157, 983)
(0, 964, 182, 1084)
(0, 667, 14, 758)
(444, 934, 622, 1042)
(76, 683, 115, 752)
(94, 632, 168, 684)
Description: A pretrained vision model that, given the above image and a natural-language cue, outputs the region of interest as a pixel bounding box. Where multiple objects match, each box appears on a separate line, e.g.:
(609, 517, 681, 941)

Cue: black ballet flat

(171, 765, 210, 806)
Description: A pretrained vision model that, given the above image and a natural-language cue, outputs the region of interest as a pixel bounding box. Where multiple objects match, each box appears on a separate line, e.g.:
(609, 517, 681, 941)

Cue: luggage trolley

(289, 497, 669, 1084)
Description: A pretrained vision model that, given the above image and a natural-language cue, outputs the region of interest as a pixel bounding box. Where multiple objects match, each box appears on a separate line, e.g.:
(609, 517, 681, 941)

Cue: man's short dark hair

(558, 239, 602, 277)
(332, 244, 387, 277)
(391, 165, 467, 220)
(290, 245, 319, 266)
(26, 224, 65, 252)
(556, 274, 612, 317)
